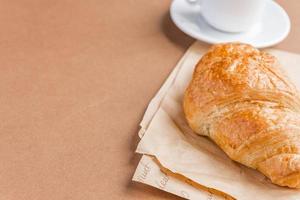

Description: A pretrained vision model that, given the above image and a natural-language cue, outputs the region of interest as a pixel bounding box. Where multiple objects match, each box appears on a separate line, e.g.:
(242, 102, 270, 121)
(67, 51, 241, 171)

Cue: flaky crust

(183, 43, 300, 188)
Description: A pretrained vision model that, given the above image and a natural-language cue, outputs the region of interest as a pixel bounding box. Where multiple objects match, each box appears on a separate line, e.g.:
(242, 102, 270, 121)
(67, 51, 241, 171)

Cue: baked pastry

(183, 43, 300, 188)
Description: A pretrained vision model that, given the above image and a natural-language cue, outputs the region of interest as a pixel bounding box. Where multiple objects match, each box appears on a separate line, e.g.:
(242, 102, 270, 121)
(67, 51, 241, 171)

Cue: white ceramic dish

(170, 0, 291, 48)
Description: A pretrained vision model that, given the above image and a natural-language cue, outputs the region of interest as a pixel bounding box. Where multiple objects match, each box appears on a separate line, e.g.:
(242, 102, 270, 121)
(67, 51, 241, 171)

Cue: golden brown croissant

(183, 43, 300, 188)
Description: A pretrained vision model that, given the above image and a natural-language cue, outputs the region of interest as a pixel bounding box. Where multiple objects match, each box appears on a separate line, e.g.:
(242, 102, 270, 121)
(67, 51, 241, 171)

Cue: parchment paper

(133, 41, 300, 199)
(134, 42, 223, 200)
(132, 155, 224, 199)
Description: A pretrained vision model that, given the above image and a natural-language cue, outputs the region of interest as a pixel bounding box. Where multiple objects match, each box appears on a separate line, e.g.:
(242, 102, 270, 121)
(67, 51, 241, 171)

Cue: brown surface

(0, 0, 298, 199)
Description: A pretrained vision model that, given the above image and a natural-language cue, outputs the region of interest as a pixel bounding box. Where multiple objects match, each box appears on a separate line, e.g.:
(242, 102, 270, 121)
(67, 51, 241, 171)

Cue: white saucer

(170, 0, 291, 48)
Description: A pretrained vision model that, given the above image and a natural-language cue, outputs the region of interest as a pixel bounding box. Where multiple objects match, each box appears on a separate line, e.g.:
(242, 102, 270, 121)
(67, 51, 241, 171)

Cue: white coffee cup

(191, 0, 269, 33)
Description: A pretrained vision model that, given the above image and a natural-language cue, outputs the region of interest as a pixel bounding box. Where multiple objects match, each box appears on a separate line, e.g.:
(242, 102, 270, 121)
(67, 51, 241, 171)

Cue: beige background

(0, 0, 298, 199)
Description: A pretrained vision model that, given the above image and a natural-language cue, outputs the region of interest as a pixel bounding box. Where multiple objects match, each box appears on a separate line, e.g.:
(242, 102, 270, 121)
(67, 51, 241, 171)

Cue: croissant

(183, 43, 300, 188)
